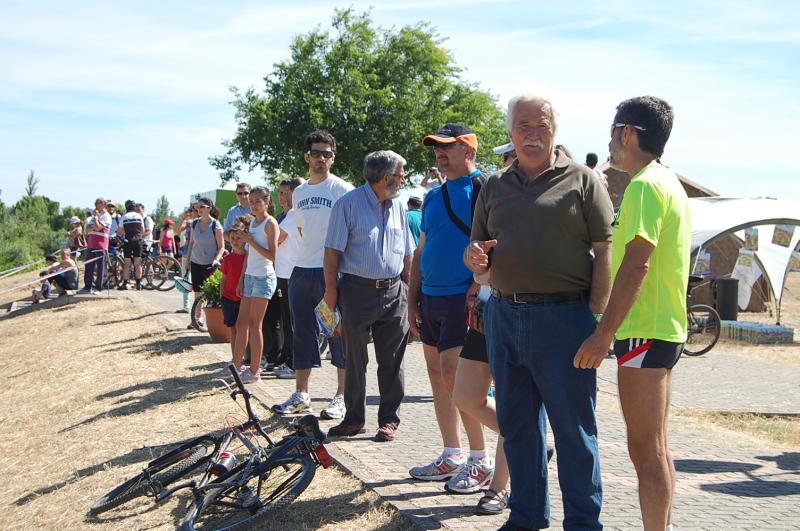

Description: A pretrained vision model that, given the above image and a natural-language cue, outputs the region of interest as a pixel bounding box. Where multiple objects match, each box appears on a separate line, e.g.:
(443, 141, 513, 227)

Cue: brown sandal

(476, 488, 508, 515)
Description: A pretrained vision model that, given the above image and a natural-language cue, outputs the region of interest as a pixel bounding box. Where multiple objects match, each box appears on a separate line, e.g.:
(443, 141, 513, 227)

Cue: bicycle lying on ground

(684, 275, 722, 356)
(90, 364, 333, 529)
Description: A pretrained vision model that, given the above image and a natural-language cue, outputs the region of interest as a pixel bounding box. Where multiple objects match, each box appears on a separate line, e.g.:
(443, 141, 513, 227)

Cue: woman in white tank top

(234, 186, 279, 383)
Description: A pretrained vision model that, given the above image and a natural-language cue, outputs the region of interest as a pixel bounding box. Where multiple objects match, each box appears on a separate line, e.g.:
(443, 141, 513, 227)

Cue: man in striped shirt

(323, 150, 415, 442)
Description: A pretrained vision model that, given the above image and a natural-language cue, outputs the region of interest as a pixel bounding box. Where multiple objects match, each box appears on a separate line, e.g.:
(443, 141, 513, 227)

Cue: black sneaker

(135, 281, 142, 291)
(117, 283, 128, 291)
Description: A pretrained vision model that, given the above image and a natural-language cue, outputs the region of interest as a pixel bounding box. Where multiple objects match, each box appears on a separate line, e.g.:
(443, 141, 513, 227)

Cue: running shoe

(445, 457, 494, 494)
(409, 453, 467, 481)
(239, 368, 261, 384)
(320, 394, 345, 420)
(272, 391, 312, 415)
(274, 364, 296, 379)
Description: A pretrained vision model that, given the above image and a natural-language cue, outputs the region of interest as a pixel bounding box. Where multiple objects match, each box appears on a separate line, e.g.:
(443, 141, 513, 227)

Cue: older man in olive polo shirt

(323, 150, 414, 443)
(466, 94, 614, 531)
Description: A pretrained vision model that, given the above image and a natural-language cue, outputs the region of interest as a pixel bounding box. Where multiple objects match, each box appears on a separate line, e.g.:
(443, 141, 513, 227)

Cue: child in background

(220, 216, 250, 367)
(32, 271, 53, 303)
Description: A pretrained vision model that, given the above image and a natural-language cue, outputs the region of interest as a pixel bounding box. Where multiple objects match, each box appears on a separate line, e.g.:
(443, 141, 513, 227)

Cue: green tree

(152, 195, 173, 226)
(210, 9, 508, 185)
(25, 170, 39, 196)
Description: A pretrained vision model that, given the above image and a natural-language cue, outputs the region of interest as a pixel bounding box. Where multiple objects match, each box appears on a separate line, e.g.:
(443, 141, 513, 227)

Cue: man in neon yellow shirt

(574, 96, 690, 531)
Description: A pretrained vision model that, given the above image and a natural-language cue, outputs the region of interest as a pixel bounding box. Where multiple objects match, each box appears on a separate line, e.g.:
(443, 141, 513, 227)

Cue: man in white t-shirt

(272, 130, 354, 420)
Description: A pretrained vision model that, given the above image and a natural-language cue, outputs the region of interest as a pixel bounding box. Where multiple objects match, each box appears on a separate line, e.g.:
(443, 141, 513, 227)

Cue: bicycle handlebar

(226, 363, 276, 447)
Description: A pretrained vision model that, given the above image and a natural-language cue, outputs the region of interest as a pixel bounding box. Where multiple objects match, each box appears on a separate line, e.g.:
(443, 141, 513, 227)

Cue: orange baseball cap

(422, 123, 478, 150)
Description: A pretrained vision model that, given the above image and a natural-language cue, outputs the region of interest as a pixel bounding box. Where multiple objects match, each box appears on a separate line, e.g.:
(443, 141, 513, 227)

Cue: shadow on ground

(676, 455, 800, 498)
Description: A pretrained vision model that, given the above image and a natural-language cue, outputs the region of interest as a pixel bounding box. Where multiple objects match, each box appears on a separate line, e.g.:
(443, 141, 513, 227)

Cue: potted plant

(199, 269, 230, 343)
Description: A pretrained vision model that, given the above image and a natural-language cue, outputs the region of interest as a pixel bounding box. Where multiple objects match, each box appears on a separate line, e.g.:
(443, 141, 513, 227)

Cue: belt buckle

(375, 278, 389, 289)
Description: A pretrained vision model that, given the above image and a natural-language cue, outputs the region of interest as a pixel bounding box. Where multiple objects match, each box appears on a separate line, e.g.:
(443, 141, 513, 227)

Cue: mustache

(522, 140, 545, 148)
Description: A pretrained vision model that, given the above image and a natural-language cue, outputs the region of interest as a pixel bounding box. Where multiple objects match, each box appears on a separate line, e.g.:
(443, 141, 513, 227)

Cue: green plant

(200, 269, 222, 308)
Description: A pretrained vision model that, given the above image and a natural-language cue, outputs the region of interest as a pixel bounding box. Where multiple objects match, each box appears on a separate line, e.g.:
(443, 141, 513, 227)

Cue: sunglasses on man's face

(237, 191, 250, 196)
(307, 149, 334, 160)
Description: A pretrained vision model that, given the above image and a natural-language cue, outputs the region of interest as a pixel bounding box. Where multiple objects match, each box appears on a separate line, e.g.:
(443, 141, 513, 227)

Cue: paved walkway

(132, 288, 800, 530)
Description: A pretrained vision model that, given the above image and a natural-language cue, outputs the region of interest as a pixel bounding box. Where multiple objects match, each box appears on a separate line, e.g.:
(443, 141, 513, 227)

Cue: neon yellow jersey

(612, 162, 692, 342)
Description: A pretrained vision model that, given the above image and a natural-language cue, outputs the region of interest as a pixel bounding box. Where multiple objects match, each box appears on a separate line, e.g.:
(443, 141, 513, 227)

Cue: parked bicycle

(684, 275, 722, 356)
(90, 364, 332, 529)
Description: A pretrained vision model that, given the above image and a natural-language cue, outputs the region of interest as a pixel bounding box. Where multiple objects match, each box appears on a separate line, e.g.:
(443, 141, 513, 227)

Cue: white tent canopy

(690, 197, 800, 318)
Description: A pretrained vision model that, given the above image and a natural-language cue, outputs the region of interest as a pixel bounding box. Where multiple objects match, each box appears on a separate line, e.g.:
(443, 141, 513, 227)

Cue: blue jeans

(288, 267, 345, 370)
(485, 295, 602, 530)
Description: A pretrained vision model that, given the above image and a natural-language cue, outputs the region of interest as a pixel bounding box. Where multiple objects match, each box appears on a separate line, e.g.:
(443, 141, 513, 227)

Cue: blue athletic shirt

(420, 171, 480, 296)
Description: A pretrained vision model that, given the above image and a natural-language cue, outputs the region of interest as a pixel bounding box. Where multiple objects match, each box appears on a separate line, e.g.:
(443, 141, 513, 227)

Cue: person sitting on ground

(32, 271, 53, 303)
(220, 216, 250, 368)
(48, 249, 79, 294)
(160, 219, 176, 257)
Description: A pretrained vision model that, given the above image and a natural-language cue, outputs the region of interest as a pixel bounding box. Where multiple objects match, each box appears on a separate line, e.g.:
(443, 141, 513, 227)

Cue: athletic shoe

(409, 453, 467, 481)
(135, 281, 142, 291)
(239, 368, 261, 384)
(272, 392, 312, 415)
(274, 364, 296, 379)
(445, 457, 494, 494)
(90, 289, 102, 295)
(175, 308, 189, 314)
(320, 394, 345, 420)
(117, 283, 129, 291)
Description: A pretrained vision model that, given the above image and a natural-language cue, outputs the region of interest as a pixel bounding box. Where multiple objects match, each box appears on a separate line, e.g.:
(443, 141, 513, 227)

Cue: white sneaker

(320, 394, 346, 420)
(274, 364, 296, 379)
(239, 368, 261, 384)
(272, 391, 312, 415)
(445, 457, 494, 493)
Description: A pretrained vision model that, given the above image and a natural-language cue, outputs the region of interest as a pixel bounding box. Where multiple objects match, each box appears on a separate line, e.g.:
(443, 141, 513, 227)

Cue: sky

(1, 0, 799, 214)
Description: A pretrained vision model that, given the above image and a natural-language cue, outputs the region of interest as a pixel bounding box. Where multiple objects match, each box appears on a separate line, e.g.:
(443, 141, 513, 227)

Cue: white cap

(493, 142, 515, 155)
(69, 216, 81, 224)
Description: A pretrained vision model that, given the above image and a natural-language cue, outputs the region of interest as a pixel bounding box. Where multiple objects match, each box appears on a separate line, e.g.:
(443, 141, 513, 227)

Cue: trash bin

(711, 277, 738, 321)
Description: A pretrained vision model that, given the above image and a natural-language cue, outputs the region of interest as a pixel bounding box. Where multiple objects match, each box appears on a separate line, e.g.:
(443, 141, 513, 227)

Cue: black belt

(490, 288, 587, 304)
(343, 273, 401, 289)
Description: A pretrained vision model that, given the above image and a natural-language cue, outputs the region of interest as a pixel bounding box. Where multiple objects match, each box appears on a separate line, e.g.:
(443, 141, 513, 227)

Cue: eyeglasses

(197, 204, 211, 209)
(392, 173, 406, 179)
(431, 142, 460, 151)
(611, 122, 647, 135)
(236, 191, 250, 196)
(307, 149, 334, 159)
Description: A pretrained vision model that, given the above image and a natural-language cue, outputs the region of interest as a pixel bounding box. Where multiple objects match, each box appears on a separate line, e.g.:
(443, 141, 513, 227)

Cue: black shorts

(190, 262, 213, 293)
(122, 238, 143, 259)
(419, 293, 468, 352)
(221, 296, 241, 327)
(459, 328, 488, 363)
(613, 338, 683, 369)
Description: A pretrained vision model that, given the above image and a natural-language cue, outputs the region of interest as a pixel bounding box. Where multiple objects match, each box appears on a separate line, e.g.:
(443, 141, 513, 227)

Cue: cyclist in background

(118, 200, 145, 291)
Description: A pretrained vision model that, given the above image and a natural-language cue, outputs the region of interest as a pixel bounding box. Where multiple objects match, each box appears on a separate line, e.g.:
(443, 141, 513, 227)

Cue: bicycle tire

(684, 304, 721, 356)
(141, 258, 162, 290)
(191, 293, 208, 332)
(156, 256, 182, 291)
(181, 454, 316, 531)
(90, 443, 209, 515)
(104, 255, 124, 289)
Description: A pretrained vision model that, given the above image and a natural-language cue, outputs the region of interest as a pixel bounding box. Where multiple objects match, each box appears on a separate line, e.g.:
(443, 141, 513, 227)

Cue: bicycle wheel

(191, 293, 208, 332)
(684, 304, 721, 356)
(156, 256, 182, 291)
(141, 258, 165, 290)
(104, 255, 123, 289)
(90, 443, 210, 515)
(181, 454, 316, 531)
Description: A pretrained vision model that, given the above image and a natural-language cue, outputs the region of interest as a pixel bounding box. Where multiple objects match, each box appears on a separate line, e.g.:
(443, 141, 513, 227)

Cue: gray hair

(506, 94, 558, 134)
(363, 150, 406, 184)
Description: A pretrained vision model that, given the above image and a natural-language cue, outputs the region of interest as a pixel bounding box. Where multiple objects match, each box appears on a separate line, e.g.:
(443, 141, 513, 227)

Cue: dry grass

(0, 269, 42, 307)
(0, 298, 413, 531)
(676, 409, 800, 448)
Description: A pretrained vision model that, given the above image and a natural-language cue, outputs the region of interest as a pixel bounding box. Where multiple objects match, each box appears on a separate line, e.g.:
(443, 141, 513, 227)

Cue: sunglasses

(236, 191, 250, 196)
(611, 122, 647, 135)
(197, 204, 211, 209)
(307, 149, 334, 159)
(431, 142, 462, 151)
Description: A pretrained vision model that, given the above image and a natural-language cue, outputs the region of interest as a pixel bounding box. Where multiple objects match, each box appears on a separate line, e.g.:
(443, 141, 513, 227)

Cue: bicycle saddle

(292, 414, 327, 442)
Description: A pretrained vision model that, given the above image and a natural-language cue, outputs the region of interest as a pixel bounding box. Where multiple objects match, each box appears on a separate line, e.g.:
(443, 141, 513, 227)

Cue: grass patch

(682, 409, 800, 447)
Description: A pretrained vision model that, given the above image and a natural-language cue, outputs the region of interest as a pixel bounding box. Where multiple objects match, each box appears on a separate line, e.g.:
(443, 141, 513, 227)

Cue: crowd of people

(51, 93, 688, 531)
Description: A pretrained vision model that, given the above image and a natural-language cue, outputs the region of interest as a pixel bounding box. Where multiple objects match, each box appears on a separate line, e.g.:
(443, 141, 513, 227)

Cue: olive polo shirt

(470, 150, 614, 294)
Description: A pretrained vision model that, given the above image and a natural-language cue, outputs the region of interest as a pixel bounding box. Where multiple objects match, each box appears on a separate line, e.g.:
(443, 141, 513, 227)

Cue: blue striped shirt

(325, 184, 415, 279)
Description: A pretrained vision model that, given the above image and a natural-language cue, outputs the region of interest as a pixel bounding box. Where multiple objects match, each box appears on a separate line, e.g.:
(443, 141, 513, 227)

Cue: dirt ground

(0, 299, 412, 531)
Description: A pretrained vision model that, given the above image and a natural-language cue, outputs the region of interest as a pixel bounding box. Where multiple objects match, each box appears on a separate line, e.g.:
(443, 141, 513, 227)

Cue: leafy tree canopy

(210, 9, 508, 185)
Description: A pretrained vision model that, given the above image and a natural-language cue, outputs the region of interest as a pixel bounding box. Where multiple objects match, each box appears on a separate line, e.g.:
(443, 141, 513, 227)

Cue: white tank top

(246, 217, 274, 277)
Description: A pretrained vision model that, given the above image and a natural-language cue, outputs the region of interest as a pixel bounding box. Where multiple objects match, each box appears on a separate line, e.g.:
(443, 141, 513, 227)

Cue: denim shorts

(243, 273, 277, 299)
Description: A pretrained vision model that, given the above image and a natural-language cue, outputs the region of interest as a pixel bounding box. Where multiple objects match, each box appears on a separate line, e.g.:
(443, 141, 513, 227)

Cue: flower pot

(203, 306, 230, 343)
